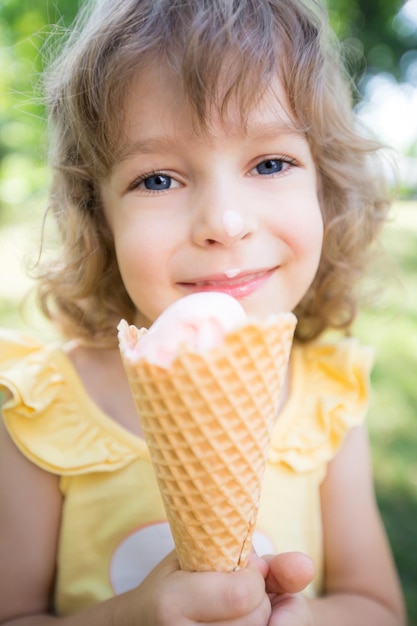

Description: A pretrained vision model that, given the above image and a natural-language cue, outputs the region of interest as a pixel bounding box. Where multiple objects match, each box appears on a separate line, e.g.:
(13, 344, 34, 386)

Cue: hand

(260, 552, 316, 626)
(124, 550, 272, 625)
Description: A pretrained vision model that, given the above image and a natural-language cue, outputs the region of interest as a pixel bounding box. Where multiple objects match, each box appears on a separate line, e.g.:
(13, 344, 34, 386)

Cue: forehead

(115, 60, 301, 157)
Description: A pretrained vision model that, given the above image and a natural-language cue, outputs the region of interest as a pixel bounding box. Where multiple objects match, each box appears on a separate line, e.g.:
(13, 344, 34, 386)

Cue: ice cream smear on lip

(118, 292, 248, 368)
(224, 268, 241, 278)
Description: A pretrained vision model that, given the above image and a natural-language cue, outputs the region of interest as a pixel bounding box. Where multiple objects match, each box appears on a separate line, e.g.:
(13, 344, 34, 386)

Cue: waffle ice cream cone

(118, 297, 296, 572)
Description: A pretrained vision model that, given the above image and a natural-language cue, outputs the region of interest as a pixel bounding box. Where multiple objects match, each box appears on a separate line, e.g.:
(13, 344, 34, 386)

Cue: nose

(191, 187, 256, 247)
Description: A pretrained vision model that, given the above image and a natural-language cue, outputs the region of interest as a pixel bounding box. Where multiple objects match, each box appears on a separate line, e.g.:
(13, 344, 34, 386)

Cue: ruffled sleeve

(0, 329, 145, 475)
(268, 338, 374, 472)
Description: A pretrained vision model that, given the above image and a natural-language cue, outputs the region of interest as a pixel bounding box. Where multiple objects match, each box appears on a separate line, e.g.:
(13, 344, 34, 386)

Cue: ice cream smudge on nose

(222, 210, 244, 238)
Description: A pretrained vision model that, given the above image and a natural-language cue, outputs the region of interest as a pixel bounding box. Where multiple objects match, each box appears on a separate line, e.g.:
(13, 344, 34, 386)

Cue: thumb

(248, 552, 270, 579)
(262, 552, 315, 595)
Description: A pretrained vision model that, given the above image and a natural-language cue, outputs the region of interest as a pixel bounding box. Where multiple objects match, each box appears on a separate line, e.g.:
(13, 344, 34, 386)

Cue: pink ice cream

(117, 292, 248, 368)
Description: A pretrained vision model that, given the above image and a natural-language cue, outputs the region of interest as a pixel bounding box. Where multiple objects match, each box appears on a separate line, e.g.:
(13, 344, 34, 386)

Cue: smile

(179, 267, 277, 299)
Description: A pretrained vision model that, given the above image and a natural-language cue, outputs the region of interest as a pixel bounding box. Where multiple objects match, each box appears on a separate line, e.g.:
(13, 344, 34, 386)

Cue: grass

(1, 198, 417, 623)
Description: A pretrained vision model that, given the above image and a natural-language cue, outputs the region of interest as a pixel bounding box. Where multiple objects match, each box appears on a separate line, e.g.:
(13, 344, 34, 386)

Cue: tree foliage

(328, 0, 417, 85)
(0, 0, 80, 210)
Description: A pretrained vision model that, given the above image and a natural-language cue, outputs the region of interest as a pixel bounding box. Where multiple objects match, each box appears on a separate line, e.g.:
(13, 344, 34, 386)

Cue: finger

(269, 593, 313, 626)
(262, 552, 315, 595)
(248, 552, 270, 579)
(175, 562, 268, 622)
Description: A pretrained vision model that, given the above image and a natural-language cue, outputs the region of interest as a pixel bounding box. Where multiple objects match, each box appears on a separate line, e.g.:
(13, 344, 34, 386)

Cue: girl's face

(101, 64, 323, 325)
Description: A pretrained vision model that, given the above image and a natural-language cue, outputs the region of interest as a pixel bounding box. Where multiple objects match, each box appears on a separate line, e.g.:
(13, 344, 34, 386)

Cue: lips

(178, 267, 277, 299)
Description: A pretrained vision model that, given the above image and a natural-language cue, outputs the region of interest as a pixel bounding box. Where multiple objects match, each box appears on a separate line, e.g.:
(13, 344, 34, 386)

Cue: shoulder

(0, 328, 68, 418)
(295, 336, 375, 388)
(0, 329, 140, 475)
(292, 337, 375, 416)
(269, 337, 375, 472)
(0, 327, 46, 365)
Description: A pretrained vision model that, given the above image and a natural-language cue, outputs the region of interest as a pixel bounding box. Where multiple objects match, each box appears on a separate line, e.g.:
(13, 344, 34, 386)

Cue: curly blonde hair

(37, 0, 389, 344)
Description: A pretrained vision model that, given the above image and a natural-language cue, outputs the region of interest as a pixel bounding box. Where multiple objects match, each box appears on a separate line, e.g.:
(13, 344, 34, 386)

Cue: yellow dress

(0, 329, 374, 615)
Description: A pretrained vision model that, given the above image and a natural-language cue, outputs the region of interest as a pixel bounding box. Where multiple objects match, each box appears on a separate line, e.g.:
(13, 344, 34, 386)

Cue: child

(0, 0, 406, 624)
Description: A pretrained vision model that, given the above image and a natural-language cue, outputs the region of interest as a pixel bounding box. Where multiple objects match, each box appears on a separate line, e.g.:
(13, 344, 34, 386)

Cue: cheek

(295, 211, 323, 260)
(110, 212, 185, 321)
(271, 194, 324, 260)
(112, 219, 162, 287)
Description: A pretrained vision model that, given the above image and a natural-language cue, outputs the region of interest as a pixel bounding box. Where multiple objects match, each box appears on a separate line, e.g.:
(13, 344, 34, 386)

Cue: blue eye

(256, 159, 284, 175)
(143, 173, 172, 190)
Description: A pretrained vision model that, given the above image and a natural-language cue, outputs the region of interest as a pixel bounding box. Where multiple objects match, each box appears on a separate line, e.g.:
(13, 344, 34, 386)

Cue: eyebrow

(115, 120, 306, 164)
(242, 121, 306, 141)
(115, 136, 182, 163)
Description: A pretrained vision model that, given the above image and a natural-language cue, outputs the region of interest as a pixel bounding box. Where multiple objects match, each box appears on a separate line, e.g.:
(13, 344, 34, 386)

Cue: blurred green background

(1, 1, 416, 622)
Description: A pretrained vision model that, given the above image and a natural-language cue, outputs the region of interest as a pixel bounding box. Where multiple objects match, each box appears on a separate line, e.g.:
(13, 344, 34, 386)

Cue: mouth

(178, 267, 277, 299)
